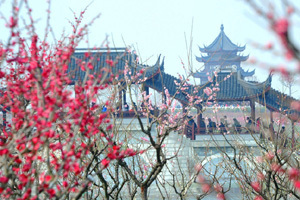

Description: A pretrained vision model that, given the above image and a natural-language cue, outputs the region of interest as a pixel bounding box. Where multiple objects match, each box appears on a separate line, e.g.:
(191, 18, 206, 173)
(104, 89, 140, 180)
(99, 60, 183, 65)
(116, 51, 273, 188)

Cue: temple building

(65, 26, 299, 140)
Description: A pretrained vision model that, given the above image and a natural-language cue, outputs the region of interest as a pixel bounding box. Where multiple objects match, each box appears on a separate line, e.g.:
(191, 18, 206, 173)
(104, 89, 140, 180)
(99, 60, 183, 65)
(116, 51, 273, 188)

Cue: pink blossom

(274, 18, 289, 35)
(265, 151, 274, 161)
(216, 193, 225, 200)
(140, 137, 149, 142)
(288, 168, 299, 180)
(251, 181, 260, 192)
(257, 172, 265, 181)
(194, 164, 202, 172)
(287, 6, 294, 15)
(254, 196, 263, 200)
(265, 42, 273, 50)
(204, 87, 212, 96)
(202, 183, 210, 193)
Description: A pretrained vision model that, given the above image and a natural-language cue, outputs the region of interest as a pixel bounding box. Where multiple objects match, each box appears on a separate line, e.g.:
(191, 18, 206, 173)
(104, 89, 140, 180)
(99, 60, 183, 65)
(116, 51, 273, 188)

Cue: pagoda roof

(196, 53, 249, 63)
(67, 48, 163, 84)
(199, 24, 245, 53)
(193, 66, 255, 78)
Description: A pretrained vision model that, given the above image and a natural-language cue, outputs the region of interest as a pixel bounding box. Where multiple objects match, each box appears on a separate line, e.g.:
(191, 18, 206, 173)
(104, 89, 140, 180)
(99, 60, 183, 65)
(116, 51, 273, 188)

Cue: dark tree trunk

(141, 186, 148, 200)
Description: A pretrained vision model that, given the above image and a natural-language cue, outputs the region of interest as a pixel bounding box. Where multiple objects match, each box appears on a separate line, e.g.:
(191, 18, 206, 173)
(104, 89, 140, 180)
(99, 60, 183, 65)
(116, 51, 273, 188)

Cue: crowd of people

(196, 116, 267, 134)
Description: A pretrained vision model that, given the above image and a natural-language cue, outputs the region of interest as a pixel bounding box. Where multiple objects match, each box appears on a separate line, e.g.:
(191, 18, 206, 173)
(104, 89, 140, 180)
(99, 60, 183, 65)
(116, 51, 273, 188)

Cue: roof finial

(220, 24, 224, 31)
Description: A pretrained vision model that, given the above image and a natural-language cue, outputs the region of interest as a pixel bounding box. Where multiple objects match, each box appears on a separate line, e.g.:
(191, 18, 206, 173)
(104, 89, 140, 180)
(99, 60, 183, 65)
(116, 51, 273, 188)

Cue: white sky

(1, 0, 300, 98)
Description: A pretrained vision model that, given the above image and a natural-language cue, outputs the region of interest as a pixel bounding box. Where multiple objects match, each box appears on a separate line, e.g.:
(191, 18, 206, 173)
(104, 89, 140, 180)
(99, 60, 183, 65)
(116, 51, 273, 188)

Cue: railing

(115, 110, 138, 118)
(183, 125, 262, 140)
(114, 109, 160, 119)
(184, 124, 196, 140)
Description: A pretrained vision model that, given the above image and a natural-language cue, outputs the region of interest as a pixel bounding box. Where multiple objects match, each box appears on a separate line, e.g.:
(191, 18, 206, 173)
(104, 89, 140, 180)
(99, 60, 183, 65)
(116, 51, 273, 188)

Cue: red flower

(294, 180, 300, 190)
(106, 59, 114, 67)
(0, 149, 8, 156)
(62, 181, 68, 188)
(101, 159, 110, 168)
(106, 124, 113, 131)
(8, 16, 18, 28)
(47, 188, 56, 197)
(45, 175, 52, 183)
(0, 176, 8, 183)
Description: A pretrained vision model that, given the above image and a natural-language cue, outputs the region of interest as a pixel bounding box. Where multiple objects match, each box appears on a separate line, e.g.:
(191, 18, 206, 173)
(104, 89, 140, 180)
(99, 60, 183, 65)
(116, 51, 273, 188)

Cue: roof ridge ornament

(220, 24, 224, 31)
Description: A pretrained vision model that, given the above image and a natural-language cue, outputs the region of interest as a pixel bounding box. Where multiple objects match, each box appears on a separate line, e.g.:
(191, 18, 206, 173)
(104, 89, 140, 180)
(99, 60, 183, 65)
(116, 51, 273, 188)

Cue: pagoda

(194, 24, 254, 84)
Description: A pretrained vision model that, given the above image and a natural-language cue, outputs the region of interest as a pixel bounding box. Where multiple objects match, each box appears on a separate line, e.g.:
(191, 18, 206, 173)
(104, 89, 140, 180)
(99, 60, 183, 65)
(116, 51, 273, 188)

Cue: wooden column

(122, 89, 126, 105)
(250, 99, 255, 122)
(270, 111, 273, 122)
(197, 107, 202, 135)
(145, 86, 149, 96)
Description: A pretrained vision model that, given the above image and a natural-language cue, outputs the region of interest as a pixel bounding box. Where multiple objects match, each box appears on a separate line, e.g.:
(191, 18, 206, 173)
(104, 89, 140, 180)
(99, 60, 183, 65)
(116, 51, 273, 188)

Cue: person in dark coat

(245, 117, 252, 132)
(219, 118, 227, 134)
(124, 102, 129, 111)
(199, 118, 206, 134)
(207, 118, 216, 134)
(233, 118, 242, 133)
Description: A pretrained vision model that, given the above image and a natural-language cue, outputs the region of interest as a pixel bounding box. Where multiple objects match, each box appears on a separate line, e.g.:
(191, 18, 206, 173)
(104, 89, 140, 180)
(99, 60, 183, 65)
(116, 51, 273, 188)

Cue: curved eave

(236, 73, 272, 99)
(238, 73, 272, 89)
(239, 67, 255, 77)
(196, 56, 204, 63)
(199, 47, 246, 53)
(134, 55, 162, 83)
(199, 55, 249, 63)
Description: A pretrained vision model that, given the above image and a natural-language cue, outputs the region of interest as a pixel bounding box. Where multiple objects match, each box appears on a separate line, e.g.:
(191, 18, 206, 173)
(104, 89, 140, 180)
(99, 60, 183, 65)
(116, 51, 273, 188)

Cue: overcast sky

(1, 0, 299, 98)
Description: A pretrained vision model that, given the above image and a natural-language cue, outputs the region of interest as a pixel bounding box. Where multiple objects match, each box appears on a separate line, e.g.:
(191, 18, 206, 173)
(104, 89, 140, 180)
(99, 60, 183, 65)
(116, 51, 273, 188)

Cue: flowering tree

(0, 2, 216, 200)
(208, 1, 300, 199)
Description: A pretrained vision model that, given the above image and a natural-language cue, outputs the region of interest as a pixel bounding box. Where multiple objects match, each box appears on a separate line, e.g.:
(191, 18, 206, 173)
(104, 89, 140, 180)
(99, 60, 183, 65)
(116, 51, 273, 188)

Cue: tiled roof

(144, 72, 191, 103)
(206, 72, 272, 101)
(258, 88, 300, 117)
(145, 71, 272, 105)
(67, 49, 299, 119)
(67, 48, 162, 84)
